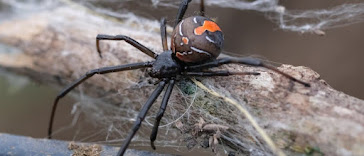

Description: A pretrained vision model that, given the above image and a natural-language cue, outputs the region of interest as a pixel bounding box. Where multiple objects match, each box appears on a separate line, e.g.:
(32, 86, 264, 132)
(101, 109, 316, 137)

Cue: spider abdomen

(171, 16, 224, 63)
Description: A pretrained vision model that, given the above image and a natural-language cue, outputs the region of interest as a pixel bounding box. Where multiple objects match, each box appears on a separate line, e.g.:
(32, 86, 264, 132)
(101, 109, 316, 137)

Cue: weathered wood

(0, 6, 363, 156)
(0, 133, 173, 156)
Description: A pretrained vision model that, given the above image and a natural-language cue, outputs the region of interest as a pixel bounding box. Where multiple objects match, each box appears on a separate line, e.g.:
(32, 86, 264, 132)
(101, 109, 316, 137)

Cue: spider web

(74, 0, 364, 34)
(2, 0, 364, 155)
(6, 0, 363, 33)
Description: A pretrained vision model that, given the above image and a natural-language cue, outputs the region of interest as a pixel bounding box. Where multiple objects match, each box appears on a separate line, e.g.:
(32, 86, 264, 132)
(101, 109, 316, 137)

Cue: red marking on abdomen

(182, 37, 189, 44)
(194, 20, 221, 35)
(176, 52, 188, 61)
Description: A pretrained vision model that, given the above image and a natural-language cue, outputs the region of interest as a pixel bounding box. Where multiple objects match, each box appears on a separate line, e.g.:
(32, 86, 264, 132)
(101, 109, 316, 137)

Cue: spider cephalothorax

(172, 16, 224, 63)
(149, 51, 181, 78)
(47, 0, 310, 156)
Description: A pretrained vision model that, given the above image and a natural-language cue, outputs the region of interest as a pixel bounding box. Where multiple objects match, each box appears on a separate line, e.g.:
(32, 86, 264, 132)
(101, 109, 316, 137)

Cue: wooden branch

(1, 6, 363, 156)
(0, 133, 171, 156)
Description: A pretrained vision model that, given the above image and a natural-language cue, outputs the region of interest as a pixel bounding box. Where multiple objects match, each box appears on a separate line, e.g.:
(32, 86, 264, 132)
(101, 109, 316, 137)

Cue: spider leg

(186, 57, 310, 87)
(175, 0, 192, 27)
(183, 71, 260, 76)
(199, 0, 205, 16)
(48, 61, 154, 139)
(117, 79, 168, 156)
(175, 0, 205, 27)
(96, 34, 158, 59)
(160, 17, 168, 51)
(150, 79, 176, 150)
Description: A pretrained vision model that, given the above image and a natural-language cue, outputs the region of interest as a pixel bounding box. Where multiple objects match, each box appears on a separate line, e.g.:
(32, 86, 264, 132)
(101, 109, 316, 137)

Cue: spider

(47, 0, 310, 155)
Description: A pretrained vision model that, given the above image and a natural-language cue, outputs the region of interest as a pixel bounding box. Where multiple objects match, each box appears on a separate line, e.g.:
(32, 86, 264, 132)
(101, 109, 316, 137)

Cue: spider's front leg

(96, 34, 158, 59)
(48, 62, 153, 139)
(186, 57, 311, 87)
(150, 79, 176, 149)
(117, 79, 170, 156)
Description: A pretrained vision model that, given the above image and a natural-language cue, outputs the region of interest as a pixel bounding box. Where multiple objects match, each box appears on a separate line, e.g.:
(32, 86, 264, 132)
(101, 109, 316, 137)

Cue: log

(0, 5, 363, 156)
(0, 133, 173, 156)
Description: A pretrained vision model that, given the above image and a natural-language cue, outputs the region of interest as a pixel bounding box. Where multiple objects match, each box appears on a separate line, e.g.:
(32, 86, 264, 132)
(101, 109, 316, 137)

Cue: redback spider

(47, 0, 310, 155)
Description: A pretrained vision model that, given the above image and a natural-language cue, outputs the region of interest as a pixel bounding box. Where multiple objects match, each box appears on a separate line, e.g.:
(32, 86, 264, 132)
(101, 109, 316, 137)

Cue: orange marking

(176, 52, 187, 61)
(182, 37, 189, 44)
(194, 20, 221, 35)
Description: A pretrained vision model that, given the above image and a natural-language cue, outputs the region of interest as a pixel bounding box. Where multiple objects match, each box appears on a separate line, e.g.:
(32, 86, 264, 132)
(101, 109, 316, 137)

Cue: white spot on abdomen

(193, 17, 197, 24)
(179, 20, 184, 36)
(205, 36, 215, 43)
(191, 47, 211, 56)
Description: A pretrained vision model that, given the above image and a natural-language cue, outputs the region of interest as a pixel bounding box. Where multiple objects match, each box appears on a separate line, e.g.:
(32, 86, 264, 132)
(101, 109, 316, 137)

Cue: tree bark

(0, 6, 363, 156)
(0, 133, 171, 156)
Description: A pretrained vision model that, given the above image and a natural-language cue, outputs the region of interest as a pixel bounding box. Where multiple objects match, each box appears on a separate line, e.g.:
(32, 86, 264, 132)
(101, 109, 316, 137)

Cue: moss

(177, 79, 197, 95)
(304, 146, 324, 156)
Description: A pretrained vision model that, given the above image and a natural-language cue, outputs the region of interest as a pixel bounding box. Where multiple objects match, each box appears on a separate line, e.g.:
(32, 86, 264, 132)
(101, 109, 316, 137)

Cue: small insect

(47, 0, 310, 155)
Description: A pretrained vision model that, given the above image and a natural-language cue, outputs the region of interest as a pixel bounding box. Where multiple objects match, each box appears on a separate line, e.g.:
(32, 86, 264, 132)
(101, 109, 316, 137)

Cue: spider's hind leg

(160, 18, 168, 51)
(186, 57, 310, 87)
(183, 71, 260, 76)
(175, 0, 192, 27)
(199, 0, 205, 16)
(175, 0, 206, 27)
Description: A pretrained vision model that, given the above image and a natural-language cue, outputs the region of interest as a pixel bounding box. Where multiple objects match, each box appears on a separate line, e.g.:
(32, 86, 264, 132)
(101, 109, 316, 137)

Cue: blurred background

(0, 0, 363, 154)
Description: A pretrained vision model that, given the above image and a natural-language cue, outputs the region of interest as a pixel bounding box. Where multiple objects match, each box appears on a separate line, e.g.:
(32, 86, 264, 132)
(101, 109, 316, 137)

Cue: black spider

(47, 0, 310, 155)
